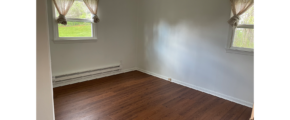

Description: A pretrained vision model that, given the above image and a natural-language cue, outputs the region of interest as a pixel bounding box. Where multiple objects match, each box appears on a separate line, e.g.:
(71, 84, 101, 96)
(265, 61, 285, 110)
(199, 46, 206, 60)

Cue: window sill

(53, 37, 97, 41)
(226, 47, 254, 56)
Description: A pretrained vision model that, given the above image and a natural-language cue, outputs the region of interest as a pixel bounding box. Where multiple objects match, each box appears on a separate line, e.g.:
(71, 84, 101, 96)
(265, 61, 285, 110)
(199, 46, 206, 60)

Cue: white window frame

(51, 0, 97, 41)
(227, 8, 254, 53)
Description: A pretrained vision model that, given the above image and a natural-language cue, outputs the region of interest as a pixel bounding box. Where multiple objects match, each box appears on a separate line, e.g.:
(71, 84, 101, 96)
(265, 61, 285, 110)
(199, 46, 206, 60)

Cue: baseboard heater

(53, 65, 121, 87)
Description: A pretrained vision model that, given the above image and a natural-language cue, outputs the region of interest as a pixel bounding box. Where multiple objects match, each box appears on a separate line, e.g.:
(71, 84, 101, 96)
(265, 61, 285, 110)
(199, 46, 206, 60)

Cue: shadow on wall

(141, 0, 233, 80)
(142, 19, 253, 102)
(139, 0, 253, 105)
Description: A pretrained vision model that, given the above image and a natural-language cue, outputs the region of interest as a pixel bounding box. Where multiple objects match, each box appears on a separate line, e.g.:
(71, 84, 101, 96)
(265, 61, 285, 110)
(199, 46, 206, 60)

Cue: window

(52, 0, 97, 40)
(229, 6, 254, 52)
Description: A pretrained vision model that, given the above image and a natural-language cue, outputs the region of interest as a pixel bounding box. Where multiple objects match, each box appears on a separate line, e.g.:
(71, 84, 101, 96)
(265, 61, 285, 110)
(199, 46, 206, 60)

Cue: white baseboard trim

(138, 69, 169, 81)
(53, 67, 137, 88)
(137, 68, 253, 108)
(53, 67, 253, 108)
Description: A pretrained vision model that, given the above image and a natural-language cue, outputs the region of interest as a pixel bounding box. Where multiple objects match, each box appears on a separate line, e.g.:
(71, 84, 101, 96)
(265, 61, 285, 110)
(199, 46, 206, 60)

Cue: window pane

(238, 6, 254, 24)
(232, 28, 254, 49)
(58, 22, 92, 37)
(55, 1, 92, 19)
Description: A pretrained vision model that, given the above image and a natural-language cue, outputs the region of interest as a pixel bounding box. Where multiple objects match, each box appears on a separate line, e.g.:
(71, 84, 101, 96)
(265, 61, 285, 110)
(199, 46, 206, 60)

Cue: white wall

(37, 0, 55, 120)
(137, 0, 253, 106)
(47, 0, 253, 106)
(48, 0, 140, 76)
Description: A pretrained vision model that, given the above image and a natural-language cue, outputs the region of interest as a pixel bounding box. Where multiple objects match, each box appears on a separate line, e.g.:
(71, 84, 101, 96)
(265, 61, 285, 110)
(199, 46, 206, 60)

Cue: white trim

(54, 37, 97, 41)
(226, 49, 254, 56)
(138, 69, 169, 81)
(66, 18, 94, 23)
(53, 67, 137, 88)
(237, 24, 254, 29)
(137, 68, 253, 108)
(229, 46, 253, 52)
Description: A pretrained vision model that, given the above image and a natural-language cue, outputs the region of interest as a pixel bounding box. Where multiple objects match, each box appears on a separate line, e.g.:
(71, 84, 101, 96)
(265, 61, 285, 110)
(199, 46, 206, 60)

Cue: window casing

(228, 6, 254, 52)
(51, 0, 97, 41)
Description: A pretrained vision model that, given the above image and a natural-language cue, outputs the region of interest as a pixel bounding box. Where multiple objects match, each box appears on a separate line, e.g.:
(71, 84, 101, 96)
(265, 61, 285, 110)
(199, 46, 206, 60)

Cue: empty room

(38, 0, 257, 119)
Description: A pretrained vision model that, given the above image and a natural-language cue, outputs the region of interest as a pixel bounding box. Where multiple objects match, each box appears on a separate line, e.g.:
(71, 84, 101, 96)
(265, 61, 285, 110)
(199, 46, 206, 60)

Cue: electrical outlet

(168, 78, 172, 82)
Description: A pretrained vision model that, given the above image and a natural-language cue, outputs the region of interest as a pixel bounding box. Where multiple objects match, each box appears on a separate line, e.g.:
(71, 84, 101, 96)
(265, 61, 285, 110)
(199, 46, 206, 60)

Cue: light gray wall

(138, 0, 253, 104)
(48, 0, 140, 76)
(37, 0, 55, 120)
(47, 0, 253, 106)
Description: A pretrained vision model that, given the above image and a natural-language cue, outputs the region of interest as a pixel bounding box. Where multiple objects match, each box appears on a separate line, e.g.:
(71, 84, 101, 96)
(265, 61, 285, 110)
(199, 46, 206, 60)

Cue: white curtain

(52, 0, 75, 25)
(228, 0, 254, 26)
(83, 0, 100, 23)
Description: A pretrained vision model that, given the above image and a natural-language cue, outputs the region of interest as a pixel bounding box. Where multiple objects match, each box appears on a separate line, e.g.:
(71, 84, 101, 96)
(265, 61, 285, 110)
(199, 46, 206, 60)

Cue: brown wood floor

(53, 71, 252, 120)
